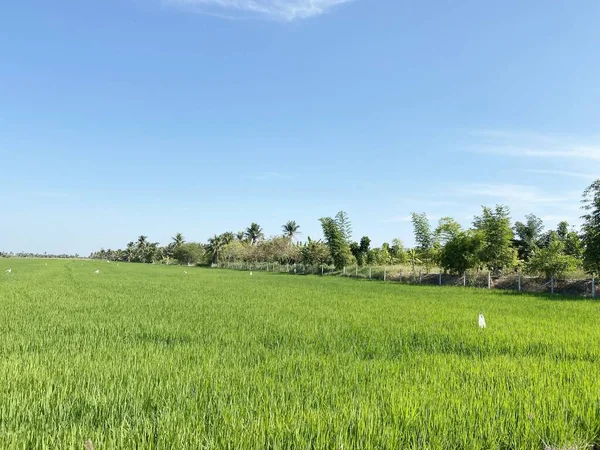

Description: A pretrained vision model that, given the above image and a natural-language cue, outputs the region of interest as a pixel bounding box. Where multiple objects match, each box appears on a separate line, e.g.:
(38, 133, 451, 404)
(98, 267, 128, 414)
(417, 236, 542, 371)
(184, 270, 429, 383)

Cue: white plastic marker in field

(94, 270, 100, 274)
(478, 313, 487, 329)
(184, 271, 188, 275)
(5, 268, 11, 274)
(250, 272, 253, 276)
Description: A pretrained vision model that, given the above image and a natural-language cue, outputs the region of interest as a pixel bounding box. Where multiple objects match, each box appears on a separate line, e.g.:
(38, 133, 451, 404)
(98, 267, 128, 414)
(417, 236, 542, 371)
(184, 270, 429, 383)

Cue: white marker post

(463, 271, 466, 287)
(488, 271, 491, 289)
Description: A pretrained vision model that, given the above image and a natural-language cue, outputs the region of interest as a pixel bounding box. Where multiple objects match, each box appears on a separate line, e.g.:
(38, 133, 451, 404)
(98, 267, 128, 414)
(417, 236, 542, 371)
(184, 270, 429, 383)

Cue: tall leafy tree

(581, 180, 600, 275)
(245, 223, 264, 246)
(473, 205, 515, 273)
(282, 221, 301, 241)
(435, 217, 462, 246)
(513, 214, 544, 261)
(390, 239, 406, 263)
(411, 212, 434, 271)
(440, 231, 483, 275)
(319, 216, 353, 269)
(334, 211, 352, 243)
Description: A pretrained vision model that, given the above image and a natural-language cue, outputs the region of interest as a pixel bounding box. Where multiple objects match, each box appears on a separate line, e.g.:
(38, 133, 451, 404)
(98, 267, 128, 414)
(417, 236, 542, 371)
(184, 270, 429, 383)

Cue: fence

(215, 262, 598, 298)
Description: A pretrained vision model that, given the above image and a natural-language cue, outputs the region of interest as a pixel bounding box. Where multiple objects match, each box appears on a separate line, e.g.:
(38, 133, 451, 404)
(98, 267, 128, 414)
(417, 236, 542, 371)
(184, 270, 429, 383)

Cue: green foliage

(282, 221, 301, 241)
(350, 236, 371, 266)
(525, 236, 578, 279)
(411, 212, 434, 271)
(390, 239, 407, 264)
(319, 216, 353, 270)
(173, 242, 205, 265)
(334, 211, 352, 243)
(300, 237, 331, 266)
(581, 180, 600, 274)
(434, 217, 462, 245)
(439, 231, 483, 275)
(245, 223, 264, 246)
(513, 214, 544, 262)
(473, 205, 514, 273)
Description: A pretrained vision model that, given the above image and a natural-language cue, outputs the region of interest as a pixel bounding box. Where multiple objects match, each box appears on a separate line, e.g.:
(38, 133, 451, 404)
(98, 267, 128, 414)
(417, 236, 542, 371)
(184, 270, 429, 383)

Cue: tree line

(89, 180, 600, 280)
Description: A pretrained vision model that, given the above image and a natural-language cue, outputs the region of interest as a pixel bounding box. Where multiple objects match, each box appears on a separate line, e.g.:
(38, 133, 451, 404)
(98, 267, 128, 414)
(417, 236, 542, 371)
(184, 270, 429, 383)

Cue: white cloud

(162, 0, 353, 21)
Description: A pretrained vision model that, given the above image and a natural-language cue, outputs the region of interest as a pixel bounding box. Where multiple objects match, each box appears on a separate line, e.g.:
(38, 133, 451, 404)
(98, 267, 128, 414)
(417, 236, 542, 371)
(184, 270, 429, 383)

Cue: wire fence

(215, 261, 598, 299)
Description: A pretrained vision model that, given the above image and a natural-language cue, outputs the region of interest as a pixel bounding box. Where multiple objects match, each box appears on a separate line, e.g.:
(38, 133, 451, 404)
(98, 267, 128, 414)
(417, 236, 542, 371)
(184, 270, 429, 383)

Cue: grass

(0, 259, 599, 449)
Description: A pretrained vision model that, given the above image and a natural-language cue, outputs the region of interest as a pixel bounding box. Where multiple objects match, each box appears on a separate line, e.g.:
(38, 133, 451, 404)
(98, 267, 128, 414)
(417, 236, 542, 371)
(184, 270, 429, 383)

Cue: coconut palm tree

(206, 234, 223, 264)
(245, 223, 264, 246)
(282, 221, 301, 242)
(125, 241, 135, 262)
(172, 233, 185, 247)
(221, 232, 234, 245)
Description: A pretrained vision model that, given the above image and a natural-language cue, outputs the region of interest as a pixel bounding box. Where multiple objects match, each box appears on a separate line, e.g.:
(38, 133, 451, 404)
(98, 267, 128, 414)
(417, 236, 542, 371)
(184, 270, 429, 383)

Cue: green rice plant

(0, 259, 599, 449)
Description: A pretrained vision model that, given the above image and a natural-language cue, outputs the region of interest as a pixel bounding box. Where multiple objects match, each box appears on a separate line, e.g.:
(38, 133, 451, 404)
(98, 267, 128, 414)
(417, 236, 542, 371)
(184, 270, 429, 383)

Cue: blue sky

(1, 0, 599, 255)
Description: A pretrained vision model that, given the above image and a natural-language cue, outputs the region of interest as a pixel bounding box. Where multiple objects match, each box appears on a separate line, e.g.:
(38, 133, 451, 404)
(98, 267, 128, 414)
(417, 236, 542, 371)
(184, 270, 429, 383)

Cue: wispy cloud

(524, 169, 597, 180)
(162, 0, 353, 21)
(457, 183, 577, 204)
(467, 129, 600, 162)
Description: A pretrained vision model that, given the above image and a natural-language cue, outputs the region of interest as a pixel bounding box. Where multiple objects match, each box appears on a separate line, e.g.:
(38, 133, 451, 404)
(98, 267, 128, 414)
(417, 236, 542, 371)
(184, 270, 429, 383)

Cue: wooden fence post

(439, 272, 442, 286)
(384, 267, 387, 281)
(463, 271, 466, 286)
(488, 271, 491, 289)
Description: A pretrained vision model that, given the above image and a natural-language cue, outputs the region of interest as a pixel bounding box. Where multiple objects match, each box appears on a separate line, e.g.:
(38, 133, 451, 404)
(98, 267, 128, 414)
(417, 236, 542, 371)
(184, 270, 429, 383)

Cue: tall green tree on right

(581, 180, 600, 275)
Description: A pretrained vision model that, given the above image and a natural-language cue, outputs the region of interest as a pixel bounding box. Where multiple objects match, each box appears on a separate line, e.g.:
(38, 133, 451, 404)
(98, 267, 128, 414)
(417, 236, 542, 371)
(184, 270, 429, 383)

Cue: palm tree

(206, 234, 223, 264)
(137, 235, 148, 249)
(172, 233, 185, 247)
(221, 232, 234, 245)
(235, 231, 246, 242)
(282, 221, 301, 242)
(245, 223, 264, 246)
(125, 241, 135, 262)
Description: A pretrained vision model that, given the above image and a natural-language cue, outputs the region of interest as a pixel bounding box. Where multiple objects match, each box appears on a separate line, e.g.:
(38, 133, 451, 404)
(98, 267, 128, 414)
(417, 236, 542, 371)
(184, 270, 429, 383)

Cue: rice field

(0, 259, 599, 449)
